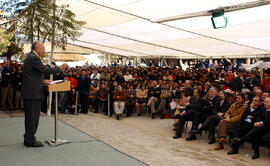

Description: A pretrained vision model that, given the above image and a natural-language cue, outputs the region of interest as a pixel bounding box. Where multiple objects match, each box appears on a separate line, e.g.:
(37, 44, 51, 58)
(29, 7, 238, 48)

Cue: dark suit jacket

(14, 70, 23, 91)
(22, 51, 61, 100)
(1, 65, 14, 87)
(212, 98, 231, 115)
(203, 96, 219, 114)
(186, 96, 204, 112)
(257, 109, 270, 129)
(77, 76, 91, 94)
(241, 105, 263, 124)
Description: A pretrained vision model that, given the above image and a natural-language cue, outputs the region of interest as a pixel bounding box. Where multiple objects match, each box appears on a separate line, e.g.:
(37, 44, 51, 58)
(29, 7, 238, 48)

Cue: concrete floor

(58, 112, 270, 166)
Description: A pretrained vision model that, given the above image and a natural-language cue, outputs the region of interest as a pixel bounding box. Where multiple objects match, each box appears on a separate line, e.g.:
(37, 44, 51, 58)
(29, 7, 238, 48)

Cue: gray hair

(31, 41, 42, 51)
(209, 87, 218, 93)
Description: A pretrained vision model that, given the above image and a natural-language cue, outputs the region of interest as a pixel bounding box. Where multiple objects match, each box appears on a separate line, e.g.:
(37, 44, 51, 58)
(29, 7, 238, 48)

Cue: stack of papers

(49, 80, 64, 84)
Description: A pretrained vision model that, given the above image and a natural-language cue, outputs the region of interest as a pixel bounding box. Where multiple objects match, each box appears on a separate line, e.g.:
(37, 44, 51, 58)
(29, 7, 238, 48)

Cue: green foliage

(3, 0, 86, 48)
(2, 42, 22, 58)
(0, 29, 12, 56)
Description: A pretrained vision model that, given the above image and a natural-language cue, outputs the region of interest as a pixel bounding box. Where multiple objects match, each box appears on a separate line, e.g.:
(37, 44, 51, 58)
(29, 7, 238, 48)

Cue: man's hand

(254, 122, 263, 127)
(217, 112, 223, 118)
(43, 79, 52, 84)
(250, 103, 254, 109)
(225, 116, 231, 122)
(180, 111, 185, 116)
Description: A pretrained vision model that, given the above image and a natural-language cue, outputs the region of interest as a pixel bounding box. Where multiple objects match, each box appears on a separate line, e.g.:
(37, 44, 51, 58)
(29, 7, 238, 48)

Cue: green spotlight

(211, 9, 228, 29)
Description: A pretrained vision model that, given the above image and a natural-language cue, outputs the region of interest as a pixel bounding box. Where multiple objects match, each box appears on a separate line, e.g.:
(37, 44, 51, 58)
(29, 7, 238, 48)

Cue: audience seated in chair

(136, 84, 148, 116)
(228, 97, 270, 159)
(214, 93, 247, 151)
(113, 85, 126, 120)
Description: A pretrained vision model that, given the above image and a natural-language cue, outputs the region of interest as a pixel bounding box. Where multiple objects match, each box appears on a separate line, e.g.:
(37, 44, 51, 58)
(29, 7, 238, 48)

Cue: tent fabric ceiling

(60, 0, 270, 58)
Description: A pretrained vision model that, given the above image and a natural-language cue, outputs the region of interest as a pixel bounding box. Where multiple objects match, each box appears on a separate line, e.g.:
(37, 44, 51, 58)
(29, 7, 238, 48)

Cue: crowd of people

(1, 58, 270, 159)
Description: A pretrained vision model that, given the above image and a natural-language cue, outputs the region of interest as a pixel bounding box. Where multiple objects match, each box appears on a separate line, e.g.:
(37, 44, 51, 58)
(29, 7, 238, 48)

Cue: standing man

(22, 41, 62, 147)
(1, 59, 15, 110)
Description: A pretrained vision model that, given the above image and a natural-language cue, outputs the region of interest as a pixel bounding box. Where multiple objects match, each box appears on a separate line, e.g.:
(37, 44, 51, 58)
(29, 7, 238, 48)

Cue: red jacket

(65, 76, 78, 89)
(260, 77, 270, 92)
(223, 74, 234, 90)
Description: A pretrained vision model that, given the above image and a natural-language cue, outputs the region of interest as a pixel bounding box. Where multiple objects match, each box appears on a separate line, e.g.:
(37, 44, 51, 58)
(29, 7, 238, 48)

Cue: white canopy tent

(57, 0, 270, 59)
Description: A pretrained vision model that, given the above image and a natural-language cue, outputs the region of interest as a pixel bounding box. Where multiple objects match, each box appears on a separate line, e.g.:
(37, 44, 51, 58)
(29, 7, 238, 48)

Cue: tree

(0, 29, 12, 56)
(2, 0, 85, 49)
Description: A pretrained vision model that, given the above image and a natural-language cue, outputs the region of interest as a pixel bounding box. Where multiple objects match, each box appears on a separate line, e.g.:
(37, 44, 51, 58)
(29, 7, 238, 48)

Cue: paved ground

(1, 110, 269, 166)
(58, 112, 270, 166)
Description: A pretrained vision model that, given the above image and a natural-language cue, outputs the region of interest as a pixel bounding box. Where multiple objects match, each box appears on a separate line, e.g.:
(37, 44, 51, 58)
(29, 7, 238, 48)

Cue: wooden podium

(45, 81, 70, 147)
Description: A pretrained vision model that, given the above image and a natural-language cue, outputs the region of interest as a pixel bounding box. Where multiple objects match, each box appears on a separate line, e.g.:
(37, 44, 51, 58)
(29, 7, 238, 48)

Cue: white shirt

(244, 107, 257, 123)
(124, 74, 133, 82)
(90, 73, 100, 84)
(32, 51, 39, 57)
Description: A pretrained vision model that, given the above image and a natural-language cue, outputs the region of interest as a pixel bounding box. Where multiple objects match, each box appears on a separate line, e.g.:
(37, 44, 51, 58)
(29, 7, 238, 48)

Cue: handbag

(137, 98, 146, 104)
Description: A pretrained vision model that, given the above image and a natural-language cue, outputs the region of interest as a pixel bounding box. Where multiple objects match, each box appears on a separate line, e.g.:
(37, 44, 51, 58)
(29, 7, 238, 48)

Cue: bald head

(31, 41, 45, 56)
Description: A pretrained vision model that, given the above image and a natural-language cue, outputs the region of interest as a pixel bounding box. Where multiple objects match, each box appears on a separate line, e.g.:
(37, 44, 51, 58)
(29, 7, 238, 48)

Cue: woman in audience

(136, 84, 148, 116)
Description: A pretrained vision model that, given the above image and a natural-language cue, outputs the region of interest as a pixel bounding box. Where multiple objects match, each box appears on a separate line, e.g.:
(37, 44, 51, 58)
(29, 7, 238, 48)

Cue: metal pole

(55, 92, 58, 142)
(108, 93, 110, 116)
(108, 54, 111, 66)
(47, 0, 56, 116)
(75, 91, 78, 114)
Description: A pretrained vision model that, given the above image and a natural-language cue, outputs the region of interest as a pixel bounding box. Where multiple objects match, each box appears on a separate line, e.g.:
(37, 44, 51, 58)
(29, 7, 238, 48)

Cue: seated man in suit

(96, 83, 109, 115)
(147, 80, 161, 119)
(125, 84, 136, 117)
(202, 90, 231, 144)
(228, 97, 270, 159)
(230, 96, 262, 143)
(173, 88, 204, 139)
(186, 87, 219, 141)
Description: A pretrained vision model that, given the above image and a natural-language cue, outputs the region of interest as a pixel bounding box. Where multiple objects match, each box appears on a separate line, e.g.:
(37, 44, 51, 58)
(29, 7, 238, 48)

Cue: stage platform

(0, 116, 147, 166)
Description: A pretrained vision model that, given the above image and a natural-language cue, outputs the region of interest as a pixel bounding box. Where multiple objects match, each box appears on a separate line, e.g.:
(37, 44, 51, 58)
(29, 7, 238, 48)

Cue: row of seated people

(69, 77, 180, 119)
(172, 87, 270, 160)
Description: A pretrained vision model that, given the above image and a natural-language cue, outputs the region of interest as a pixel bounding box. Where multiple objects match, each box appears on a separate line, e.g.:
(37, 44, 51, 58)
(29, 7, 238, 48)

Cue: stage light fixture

(211, 9, 228, 29)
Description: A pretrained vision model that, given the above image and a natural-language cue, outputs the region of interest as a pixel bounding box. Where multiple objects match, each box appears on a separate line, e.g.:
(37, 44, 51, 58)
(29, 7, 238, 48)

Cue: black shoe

(104, 112, 108, 115)
(186, 135, 196, 141)
(172, 128, 176, 131)
(252, 153, 260, 160)
(151, 113, 155, 119)
(173, 135, 182, 139)
(25, 141, 44, 147)
(116, 114, 120, 120)
(227, 149, 239, 155)
(137, 113, 142, 116)
(208, 138, 216, 144)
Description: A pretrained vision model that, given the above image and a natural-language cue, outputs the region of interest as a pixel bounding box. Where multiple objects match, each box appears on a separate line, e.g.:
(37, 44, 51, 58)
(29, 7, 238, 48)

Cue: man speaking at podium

(22, 41, 62, 147)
